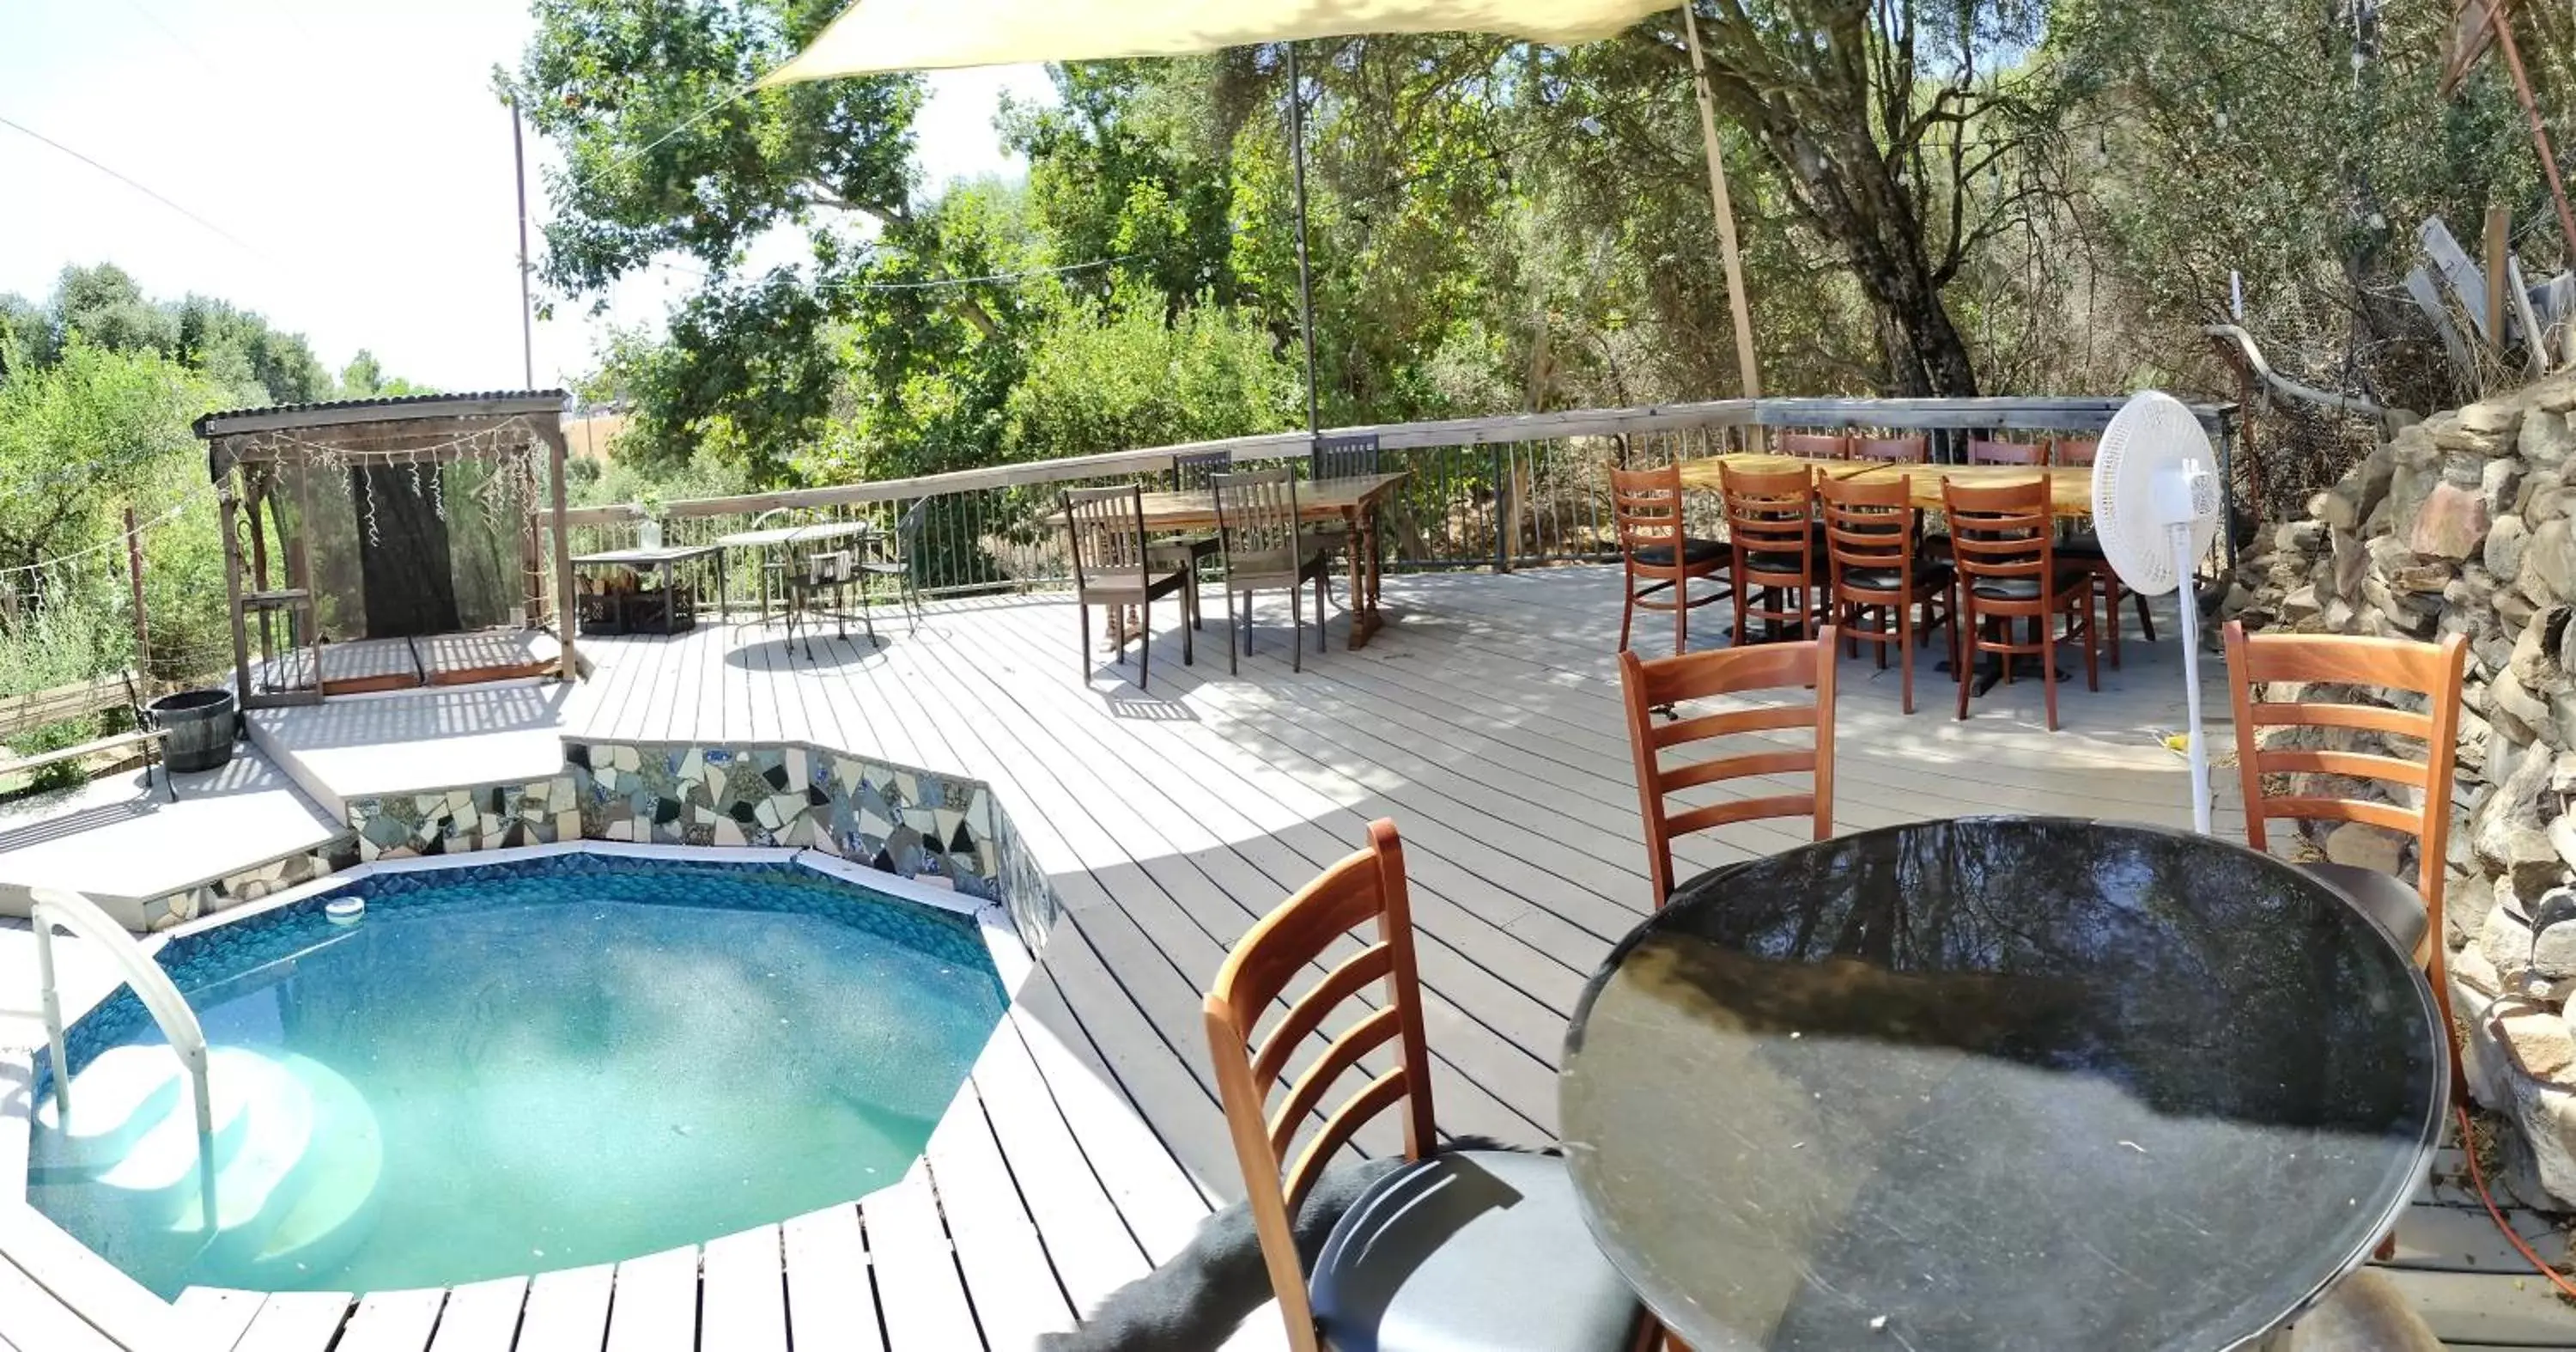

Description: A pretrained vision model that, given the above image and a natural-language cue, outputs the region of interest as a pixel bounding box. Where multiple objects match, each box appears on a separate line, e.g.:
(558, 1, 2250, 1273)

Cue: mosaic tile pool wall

(337, 738, 1060, 953)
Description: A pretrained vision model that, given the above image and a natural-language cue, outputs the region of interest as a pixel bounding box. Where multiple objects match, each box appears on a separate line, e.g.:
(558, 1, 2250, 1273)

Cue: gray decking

(5, 566, 2572, 1350)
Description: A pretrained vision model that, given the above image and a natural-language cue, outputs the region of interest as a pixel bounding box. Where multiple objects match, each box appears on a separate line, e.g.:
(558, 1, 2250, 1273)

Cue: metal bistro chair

(1945, 476, 2096, 731)
(1212, 468, 1334, 673)
(1609, 462, 1728, 655)
(1820, 472, 1957, 714)
(1063, 484, 1194, 689)
(1618, 631, 1838, 905)
(781, 547, 860, 659)
(856, 497, 927, 635)
(1206, 819, 1653, 1352)
(2224, 622, 2470, 1099)
(1720, 460, 1823, 645)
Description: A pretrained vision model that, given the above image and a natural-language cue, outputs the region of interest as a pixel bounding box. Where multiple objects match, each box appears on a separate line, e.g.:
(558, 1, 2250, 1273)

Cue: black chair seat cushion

(1839, 563, 1954, 594)
(1740, 550, 1814, 576)
(1309, 1150, 1646, 1352)
(2302, 861, 2431, 954)
(1968, 568, 2091, 602)
(1631, 537, 1725, 569)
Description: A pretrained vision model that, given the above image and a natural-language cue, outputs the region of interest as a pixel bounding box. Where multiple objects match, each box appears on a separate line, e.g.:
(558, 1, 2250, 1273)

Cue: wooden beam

(217, 483, 252, 707)
(2512, 253, 2548, 378)
(1679, 3, 1761, 399)
(538, 419, 577, 682)
(2406, 265, 2477, 375)
(2421, 216, 2496, 344)
(2487, 205, 2512, 344)
(192, 392, 568, 438)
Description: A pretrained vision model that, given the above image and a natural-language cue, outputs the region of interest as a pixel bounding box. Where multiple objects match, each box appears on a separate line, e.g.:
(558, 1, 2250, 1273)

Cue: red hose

(2455, 1104, 2576, 1300)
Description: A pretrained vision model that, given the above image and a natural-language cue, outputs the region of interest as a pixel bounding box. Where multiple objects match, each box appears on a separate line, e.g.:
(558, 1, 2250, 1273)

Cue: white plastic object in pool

(325, 897, 366, 925)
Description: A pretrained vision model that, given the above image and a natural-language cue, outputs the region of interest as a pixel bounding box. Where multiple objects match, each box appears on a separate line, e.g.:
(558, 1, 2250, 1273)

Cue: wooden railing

(554, 396, 2238, 600)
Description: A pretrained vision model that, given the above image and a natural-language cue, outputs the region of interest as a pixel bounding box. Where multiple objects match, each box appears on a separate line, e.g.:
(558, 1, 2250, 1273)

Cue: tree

(0, 343, 205, 576)
(50, 264, 179, 358)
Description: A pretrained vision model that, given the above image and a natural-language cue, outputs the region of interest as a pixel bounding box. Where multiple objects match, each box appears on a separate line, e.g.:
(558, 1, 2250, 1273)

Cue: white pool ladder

(30, 886, 218, 1228)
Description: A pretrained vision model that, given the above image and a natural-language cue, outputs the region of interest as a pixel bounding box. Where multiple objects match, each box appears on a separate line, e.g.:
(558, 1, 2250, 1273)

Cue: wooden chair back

(2222, 623, 2468, 921)
(1775, 430, 1849, 460)
(1312, 432, 1382, 482)
(1212, 468, 1308, 577)
(1610, 463, 1690, 569)
(1619, 634, 1838, 903)
(1942, 477, 2057, 598)
(1718, 460, 1816, 562)
(1176, 449, 1232, 490)
(1966, 437, 2048, 466)
(2050, 437, 2099, 467)
(1062, 485, 1151, 595)
(1848, 435, 1927, 464)
(1818, 473, 1915, 577)
(1205, 819, 1436, 1349)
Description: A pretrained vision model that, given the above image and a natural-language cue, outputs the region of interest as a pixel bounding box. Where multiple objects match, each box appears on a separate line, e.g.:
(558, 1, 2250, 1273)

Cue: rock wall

(2252, 373, 2576, 1202)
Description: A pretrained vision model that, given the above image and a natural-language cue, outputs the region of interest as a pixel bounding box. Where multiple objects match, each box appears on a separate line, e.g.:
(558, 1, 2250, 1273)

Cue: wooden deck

(7, 566, 2573, 1350)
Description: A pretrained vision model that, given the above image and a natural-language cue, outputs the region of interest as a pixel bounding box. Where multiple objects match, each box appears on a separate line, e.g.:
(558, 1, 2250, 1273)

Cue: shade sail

(760, 0, 1669, 85)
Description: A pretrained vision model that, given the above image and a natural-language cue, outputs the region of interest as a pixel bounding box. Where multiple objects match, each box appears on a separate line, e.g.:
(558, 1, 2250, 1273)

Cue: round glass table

(1559, 817, 2446, 1352)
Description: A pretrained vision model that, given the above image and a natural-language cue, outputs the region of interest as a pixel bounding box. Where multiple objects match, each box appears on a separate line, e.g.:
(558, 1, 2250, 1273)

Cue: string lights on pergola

(193, 393, 578, 709)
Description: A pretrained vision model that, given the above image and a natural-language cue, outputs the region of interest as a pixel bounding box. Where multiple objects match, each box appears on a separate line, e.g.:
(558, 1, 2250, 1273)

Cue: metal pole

(1680, 3, 1762, 399)
(123, 507, 149, 688)
(512, 98, 538, 390)
(1285, 43, 1321, 439)
(2491, 12, 2576, 268)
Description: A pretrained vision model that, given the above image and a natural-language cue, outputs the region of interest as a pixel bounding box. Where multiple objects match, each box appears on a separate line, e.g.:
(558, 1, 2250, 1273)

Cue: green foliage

(1005, 286, 1295, 459)
(0, 343, 208, 574)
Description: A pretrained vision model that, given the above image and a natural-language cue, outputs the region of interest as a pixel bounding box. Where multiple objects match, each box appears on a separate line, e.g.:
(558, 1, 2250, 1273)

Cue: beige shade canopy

(760, 0, 1670, 84)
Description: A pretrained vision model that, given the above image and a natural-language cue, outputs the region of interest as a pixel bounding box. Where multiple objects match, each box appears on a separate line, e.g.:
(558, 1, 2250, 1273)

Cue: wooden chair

(1618, 631, 1838, 904)
(2047, 436, 2157, 667)
(1155, 449, 1234, 630)
(1212, 468, 1334, 673)
(1720, 460, 1821, 645)
(1609, 463, 1728, 655)
(1847, 434, 1927, 464)
(1063, 484, 1194, 689)
(1820, 474, 1957, 714)
(1944, 477, 2096, 731)
(1774, 429, 1847, 460)
(1206, 820, 1650, 1352)
(2224, 622, 2469, 1095)
(1965, 436, 2048, 466)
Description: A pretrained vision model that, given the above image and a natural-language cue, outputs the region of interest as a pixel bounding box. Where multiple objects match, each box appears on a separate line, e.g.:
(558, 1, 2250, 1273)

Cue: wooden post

(1680, 3, 1762, 399)
(123, 508, 150, 691)
(2493, 13, 2576, 269)
(2486, 204, 2512, 347)
(217, 478, 252, 704)
(538, 418, 578, 680)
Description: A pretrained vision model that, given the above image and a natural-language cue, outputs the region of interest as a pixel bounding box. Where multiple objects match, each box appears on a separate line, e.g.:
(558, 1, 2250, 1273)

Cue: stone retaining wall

(2250, 372, 2576, 1202)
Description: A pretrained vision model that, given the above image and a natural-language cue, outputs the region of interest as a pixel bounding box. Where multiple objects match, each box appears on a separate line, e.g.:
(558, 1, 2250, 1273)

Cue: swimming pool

(27, 850, 1013, 1297)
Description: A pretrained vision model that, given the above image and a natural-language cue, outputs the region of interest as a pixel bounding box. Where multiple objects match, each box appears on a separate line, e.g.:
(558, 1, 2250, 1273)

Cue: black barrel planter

(150, 688, 237, 774)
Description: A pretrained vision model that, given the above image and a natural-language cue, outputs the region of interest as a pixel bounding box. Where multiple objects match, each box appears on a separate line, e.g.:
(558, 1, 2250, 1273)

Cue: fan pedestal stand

(2171, 520, 2214, 834)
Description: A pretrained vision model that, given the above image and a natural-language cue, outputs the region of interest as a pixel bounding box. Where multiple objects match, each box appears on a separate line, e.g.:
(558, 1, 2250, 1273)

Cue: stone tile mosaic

(140, 836, 362, 932)
(346, 775, 580, 862)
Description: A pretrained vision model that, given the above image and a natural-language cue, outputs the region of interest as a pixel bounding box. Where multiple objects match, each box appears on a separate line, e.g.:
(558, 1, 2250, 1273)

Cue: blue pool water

(28, 855, 1007, 1296)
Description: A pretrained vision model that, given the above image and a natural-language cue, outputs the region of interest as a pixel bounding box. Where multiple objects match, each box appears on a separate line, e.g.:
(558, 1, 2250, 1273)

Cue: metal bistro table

(1560, 816, 2445, 1352)
(712, 519, 879, 627)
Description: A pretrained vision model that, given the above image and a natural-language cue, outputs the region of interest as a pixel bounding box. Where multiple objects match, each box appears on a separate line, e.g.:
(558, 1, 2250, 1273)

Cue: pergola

(195, 391, 577, 709)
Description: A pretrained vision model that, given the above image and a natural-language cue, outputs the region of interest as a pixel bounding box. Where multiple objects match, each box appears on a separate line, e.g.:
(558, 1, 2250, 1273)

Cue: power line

(0, 113, 267, 259)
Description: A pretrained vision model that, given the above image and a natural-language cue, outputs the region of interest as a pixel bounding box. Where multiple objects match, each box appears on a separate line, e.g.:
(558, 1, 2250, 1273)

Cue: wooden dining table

(1679, 452, 2096, 517)
(1113, 470, 1411, 650)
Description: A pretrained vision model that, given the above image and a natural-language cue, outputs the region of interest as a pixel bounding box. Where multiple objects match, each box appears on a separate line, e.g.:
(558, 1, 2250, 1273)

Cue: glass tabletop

(1558, 816, 2445, 1352)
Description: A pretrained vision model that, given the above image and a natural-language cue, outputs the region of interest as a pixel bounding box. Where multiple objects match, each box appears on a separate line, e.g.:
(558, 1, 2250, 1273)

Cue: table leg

(663, 565, 677, 635)
(1343, 506, 1372, 651)
(715, 547, 728, 621)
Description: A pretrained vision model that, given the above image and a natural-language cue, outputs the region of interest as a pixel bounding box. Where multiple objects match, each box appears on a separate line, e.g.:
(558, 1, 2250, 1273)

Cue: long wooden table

(1679, 453, 2096, 517)
(1097, 471, 1410, 650)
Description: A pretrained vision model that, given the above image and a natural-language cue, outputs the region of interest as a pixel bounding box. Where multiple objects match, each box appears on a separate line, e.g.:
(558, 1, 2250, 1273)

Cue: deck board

(231, 1292, 352, 1352)
(331, 1288, 446, 1352)
(16, 569, 2572, 1351)
(781, 1205, 883, 1352)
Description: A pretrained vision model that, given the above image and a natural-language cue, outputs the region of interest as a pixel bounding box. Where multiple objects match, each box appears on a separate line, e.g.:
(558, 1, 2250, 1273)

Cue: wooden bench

(0, 670, 174, 801)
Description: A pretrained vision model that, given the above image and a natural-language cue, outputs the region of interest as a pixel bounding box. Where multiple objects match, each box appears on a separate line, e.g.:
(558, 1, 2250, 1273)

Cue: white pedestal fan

(2091, 391, 2225, 832)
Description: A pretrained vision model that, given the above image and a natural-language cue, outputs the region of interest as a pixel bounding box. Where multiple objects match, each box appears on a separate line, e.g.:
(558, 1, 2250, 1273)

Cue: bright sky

(0, 0, 1054, 394)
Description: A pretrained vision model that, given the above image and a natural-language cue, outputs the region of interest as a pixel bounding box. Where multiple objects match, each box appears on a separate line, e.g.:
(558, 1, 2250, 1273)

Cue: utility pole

(511, 97, 537, 390)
